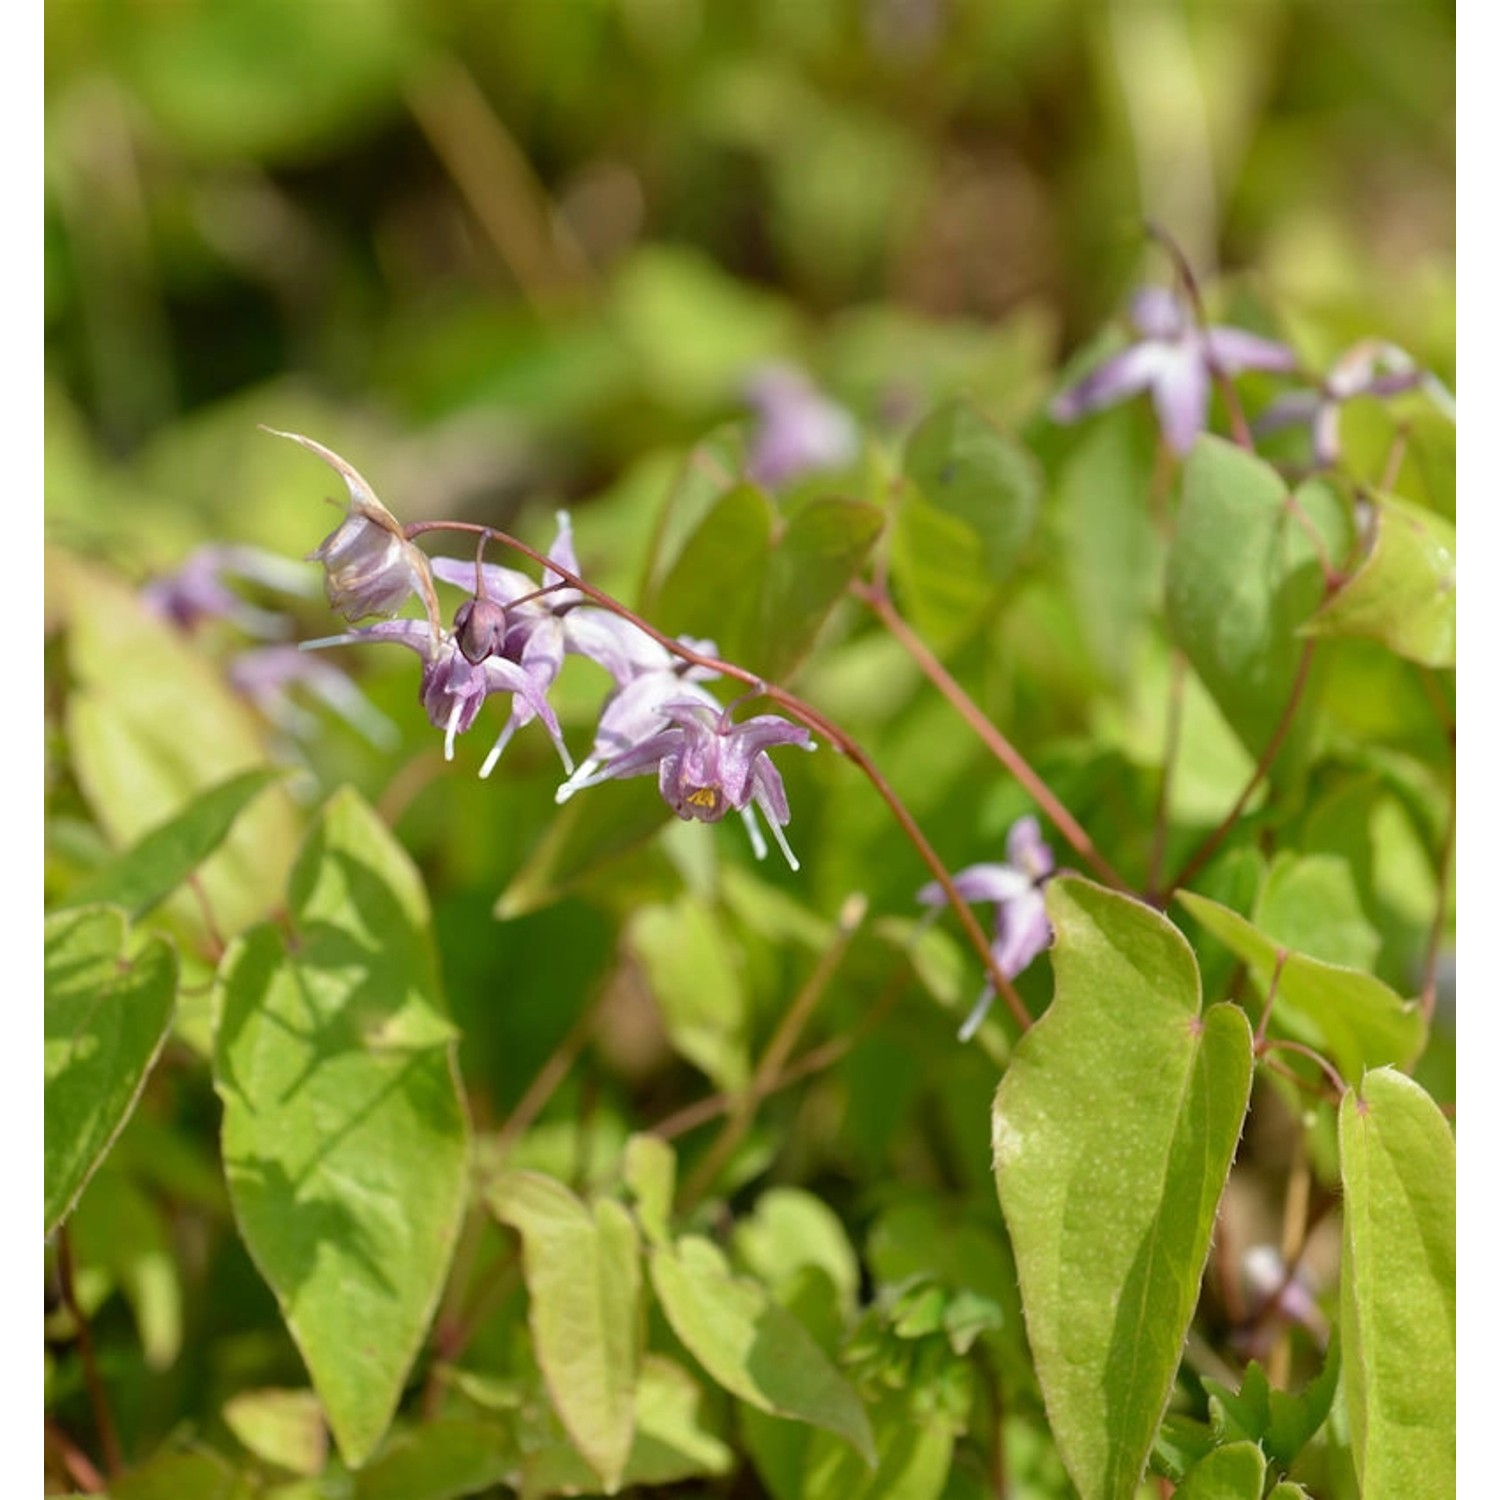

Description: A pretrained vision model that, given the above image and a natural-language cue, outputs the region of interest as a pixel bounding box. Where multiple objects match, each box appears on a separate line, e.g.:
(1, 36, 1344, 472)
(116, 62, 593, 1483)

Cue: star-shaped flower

(1050, 287, 1297, 456)
(917, 816, 1055, 1041)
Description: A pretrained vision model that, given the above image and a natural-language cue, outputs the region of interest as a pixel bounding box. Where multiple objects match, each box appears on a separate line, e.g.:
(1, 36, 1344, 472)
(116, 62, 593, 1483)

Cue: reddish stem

(853, 580, 1128, 892)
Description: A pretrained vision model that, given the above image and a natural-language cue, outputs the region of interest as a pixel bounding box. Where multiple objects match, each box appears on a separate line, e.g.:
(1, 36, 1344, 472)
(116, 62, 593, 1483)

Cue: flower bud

(453, 597, 508, 664)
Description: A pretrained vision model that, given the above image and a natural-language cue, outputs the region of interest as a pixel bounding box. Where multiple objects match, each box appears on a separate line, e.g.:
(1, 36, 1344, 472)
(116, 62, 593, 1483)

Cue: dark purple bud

(453, 597, 508, 664)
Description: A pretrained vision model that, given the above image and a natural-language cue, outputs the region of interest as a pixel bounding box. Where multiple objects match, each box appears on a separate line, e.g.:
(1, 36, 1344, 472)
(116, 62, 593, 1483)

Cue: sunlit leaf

(1339, 1068, 1455, 1498)
(52, 549, 300, 937)
(1176, 890, 1424, 1080)
(991, 877, 1253, 1500)
(354, 1419, 516, 1500)
(45, 907, 176, 1233)
(63, 768, 285, 921)
(214, 789, 470, 1467)
(222, 1389, 327, 1478)
(489, 1171, 642, 1491)
(623, 1134, 676, 1249)
(649, 1235, 876, 1466)
(1166, 438, 1352, 763)
(1173, 1439, 1266, 1499)
(1303, 494, 1455, 666)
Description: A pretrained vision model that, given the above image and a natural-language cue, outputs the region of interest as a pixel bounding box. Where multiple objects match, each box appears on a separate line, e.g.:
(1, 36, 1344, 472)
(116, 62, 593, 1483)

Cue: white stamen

(766, 816, 800, 873)
(444, 700, 463, 761)
(555, 757, 602, 804)
(740, 805, 769, 862)
(299, 633, 360, 652)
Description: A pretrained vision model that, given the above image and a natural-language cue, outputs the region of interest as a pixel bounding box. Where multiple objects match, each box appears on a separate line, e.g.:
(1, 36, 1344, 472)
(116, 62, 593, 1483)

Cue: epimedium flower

(742, 362, 859, 488)
(228, 645, 398, 749)
(141, 542, 316, 637)
(302, 614, 573, 771)
(917, 815, 1054, 1042)
(1050, 286, 1298, 456)
(556, 698, 815, 870)
(1254, 338, 1456, 469)
(266, 427, 442, 632)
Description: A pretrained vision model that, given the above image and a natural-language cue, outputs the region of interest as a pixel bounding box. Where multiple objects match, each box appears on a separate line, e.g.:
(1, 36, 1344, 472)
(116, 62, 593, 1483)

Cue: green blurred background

(46, 0, 1454, 508)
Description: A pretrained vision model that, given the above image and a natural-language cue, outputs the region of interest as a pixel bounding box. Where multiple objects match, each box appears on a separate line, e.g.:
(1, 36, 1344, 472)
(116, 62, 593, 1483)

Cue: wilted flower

(1255, 338, 1456, 468)
(917, 816, 1054, 1041)
(142, 543, 314, 637)
(556, 698, 815, 870)
(743, 363, 859, 488)
(266, 428, 441, 631)
(1050, 286, 1298, 456)
(1232, 1244, 1329, 1360)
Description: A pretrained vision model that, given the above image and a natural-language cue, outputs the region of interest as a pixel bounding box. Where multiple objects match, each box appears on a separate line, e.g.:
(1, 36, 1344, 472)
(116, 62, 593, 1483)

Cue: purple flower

(1255, 338, 1455, 468)
(743, 364, 859, 488)
(557, 699, 815, 870)
(1050, 287, 1297, 456)
(266, 428, 441, 630)
(228, 645, 398, 749)
(302, 617, 572, 771)
(141, 543, 315, 637)
(917, 816, 1054, 1041)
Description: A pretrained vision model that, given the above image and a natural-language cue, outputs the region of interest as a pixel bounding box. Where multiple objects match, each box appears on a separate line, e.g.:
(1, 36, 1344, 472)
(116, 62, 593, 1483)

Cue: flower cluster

(1049, 286, 1453, 465)
(278, 431, 816, 869)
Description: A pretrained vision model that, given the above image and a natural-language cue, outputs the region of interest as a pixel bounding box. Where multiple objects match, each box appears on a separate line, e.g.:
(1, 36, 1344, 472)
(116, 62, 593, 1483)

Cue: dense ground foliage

(45, 4, 1454, 1497)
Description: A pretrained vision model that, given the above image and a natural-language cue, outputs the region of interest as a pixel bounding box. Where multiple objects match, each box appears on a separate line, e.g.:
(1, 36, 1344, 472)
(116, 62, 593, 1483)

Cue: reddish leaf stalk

(404, 520, 1032, 1030)
(55, 1229, 122, 1480)
(1164, 639, 1318, 899)
(853, 579, 1128, 893)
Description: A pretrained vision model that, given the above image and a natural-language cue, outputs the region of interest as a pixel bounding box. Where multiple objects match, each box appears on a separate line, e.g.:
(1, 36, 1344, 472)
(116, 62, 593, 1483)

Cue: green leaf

(488, 1170, 642, 1491)
(1204, 1343, 1340, 1470)
(222, 1389, 328, 1478)
(756, 496, 884, 679)
(732, 1187, 862, 1320)
(70, 1162, 183, 1370)
(1254, 852, 1381, 970)
(1173, 1439, 1267, 1499)
(494, 778, 672, 920)
(1339, 1068, 1455, 1498)
(646, 482, 776, 664)
(63, 768, 285, 921)
(1166, 438, 1352, 762)
(1176, 889, 1425, 1080)
(623, 1134, 676, 1249)
(991, 877, 1253, 1500)
(106, 1449, 255, 1500)
(52, 549, 301, 937)
(1303, 494, 1455, 666)
(44, 907, 177, 1233)
(625, 895, 750, 1091)
(354, 1419, 515, 1500)
(648, 1235, 876, 1466)
(892, 398, 1041, 646)
(214, 788, 470, 1467)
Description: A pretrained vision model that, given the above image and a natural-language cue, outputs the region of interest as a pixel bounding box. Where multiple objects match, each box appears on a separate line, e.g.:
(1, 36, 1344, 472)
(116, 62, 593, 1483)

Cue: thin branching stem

(1258, 1037, 1347, 1101)
(1164, 640, 1318, 898)
(55, 1229, 122, 1479)
(404, 519, 1032, 1029)
(676, 894, 867, 1214)
(852, 579, 1128, 892)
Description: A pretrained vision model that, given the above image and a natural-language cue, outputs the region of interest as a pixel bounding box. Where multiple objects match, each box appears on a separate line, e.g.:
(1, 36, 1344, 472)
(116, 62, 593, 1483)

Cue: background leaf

(62, 767, 285, 921)
(891, 397, 1041, 647)
(1176, 889, 1425, 1079)
(1303, 493, 1455, 666)
(1173, 1439, 1267, 1499)
(1339, 1068, 1455, 1498)
(214, 788, 470, 1467)
(489, 1170, 642, 1490)
(991, 877, 1253, 1500)
(45, 907, 177, 1233)
(649, 1235, 876, 1466)
(1166, 438, 1352, 763)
